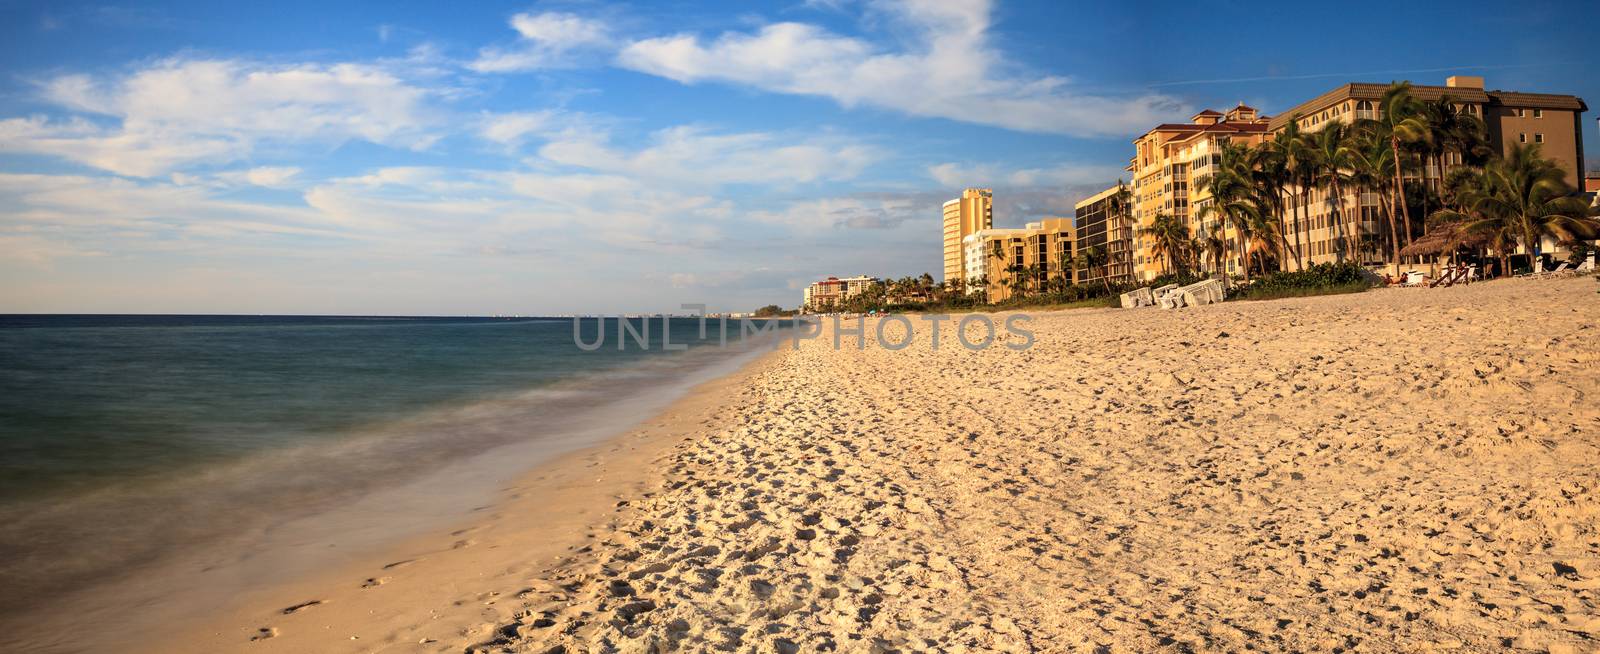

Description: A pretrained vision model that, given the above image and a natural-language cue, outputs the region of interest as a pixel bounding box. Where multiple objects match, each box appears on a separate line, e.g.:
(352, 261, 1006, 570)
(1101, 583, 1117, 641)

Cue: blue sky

(1, 0, 1594, 314)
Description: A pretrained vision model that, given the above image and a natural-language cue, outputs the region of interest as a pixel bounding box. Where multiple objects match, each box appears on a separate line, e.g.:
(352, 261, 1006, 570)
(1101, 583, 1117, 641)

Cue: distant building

(1128, 104, 1273, 282)
(962, 218, 1074, 303)
(1265, 76, 1588, 265)
(942, 188, 993, 284)
(1073, 182, 1136, 287)
(801, 275, 877, 313)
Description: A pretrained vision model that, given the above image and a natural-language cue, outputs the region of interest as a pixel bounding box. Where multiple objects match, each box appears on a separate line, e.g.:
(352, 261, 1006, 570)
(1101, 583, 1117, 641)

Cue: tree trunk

(1383, 191, 1401, 277)
(1390, 136, 1414, 253)
(1330, 181, 1345, 263)
(1238, 235, 1251, 285)
(1292, 186, 1305, 270)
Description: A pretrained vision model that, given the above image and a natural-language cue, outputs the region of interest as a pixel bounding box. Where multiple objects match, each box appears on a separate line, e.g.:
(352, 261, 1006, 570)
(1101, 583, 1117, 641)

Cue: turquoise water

(0, 314, 776, 624)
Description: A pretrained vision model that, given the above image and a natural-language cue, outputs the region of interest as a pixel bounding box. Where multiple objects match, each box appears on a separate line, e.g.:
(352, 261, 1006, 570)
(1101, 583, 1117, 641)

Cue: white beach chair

(1536, 262, 1571, 278)
(1403, 271, 1427, 287)
(1120, 287, 1155, 309)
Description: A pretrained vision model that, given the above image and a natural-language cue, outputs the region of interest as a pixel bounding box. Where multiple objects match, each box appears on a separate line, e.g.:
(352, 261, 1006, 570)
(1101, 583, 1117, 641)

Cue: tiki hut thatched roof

(1400, 221, 1489, 257)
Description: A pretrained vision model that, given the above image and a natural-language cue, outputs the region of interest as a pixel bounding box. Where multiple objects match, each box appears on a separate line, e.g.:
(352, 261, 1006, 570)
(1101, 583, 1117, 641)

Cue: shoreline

(10, 339, 790, 654)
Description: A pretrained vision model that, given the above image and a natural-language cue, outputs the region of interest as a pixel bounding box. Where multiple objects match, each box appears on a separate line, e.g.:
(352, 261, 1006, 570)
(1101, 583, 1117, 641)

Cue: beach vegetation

(1227, 261, 1372, 301)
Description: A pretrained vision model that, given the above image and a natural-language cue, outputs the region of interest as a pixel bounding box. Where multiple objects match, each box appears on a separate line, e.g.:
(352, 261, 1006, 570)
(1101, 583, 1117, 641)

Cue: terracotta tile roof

(1266, 82, 1586, 130)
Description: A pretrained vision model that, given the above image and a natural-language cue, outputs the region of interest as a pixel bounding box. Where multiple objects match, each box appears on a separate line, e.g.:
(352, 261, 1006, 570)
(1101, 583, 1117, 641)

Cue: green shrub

(1230, 262, 1371, 301)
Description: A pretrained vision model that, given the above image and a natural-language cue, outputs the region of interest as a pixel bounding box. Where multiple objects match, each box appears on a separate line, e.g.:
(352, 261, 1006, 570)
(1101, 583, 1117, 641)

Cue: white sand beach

(156, 277, 1599, 653)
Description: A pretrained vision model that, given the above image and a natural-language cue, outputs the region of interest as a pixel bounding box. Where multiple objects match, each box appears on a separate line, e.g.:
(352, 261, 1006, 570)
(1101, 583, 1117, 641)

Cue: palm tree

(1140, 213, 1191, 276)
(1373, 82, 1431, 252)
(1434, 144, 1599, 276)
(987, 240, 1008, 303)
(1271, 117, 1313, 270)
(1196, 220, 1229, 276)
(1307, 122, 1356, 262)
(1346, 129, 1402, 273)
(1246, 142, 1291, 271)
(1055, 248, 1075, 291)
(1195, 142, 1263, 285)
(1076, 245, 1111, 296)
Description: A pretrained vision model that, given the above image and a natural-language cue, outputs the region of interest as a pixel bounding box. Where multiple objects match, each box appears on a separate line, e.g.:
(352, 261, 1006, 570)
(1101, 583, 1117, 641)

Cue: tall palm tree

(987, 240, 1009, 303)
(1197, 220, 1229, 276)
(1076, 245, 1111, 295)
(1246, 142, 1291, 271)
(1271, 117, 1314, 270)
(1346, 129, 1402, 273)
(1140, 213, 1190, 276)
(1196, 142, 1263, 285)
(1373, 82, 1431, 252)
(1306, 122, 1355, 262)
(1056, 248, 1075, 290)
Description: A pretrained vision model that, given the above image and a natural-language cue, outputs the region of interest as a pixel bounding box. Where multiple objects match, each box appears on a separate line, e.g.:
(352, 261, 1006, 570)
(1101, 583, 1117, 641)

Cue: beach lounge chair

(1401, 271, 1427, 287)
(1536, 262, 1571, 278)
(1120, 286, 1155, 309)
(1429, 264, 1471, 288)
(1171, 279, 1225, 307)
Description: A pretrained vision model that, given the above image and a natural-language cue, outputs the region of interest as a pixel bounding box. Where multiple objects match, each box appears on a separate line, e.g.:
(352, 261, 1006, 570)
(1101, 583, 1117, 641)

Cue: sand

(157, 277, 1599, 653)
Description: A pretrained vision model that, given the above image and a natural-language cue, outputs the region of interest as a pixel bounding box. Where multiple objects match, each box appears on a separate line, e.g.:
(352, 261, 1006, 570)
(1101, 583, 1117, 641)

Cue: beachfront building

(801, 275, 877, 313)
(942, 188, 994, 284)
(1266, 76, 1588, 266)
(1127, 105, 1273, 281)
(1072, 182, 1136, 287)
(962, 218, 1074, 303)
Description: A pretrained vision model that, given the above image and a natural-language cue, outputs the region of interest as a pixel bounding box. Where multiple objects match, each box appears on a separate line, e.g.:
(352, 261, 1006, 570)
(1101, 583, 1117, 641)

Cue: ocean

(0, 314, 779, 650)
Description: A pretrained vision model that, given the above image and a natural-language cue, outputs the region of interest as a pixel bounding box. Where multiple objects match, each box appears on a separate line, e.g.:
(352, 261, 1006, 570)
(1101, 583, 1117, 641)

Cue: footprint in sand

(280, 600, 323, 615)
(382, 558, 417, 570)
(250, 627, 278, 641)
(362, 576, 391, 588)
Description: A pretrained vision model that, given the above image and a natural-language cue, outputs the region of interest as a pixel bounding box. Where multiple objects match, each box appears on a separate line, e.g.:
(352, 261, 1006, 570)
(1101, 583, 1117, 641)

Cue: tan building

(961, 218, 1074, 303)
(942, 188, 993, 283)
(1127, 105, 1273, 281)
(1266, 76, 1588, 266)
(801, 275, 877, 313)
(1072, 182, 1136, 287)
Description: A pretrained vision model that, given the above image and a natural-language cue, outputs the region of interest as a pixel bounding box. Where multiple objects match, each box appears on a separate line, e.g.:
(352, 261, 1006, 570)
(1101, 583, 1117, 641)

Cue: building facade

(1127, 105, 1273, 281)
(942, 188, 994, 283)
(801, 276, 877, 313)
(1265, 76, 1588, 267)
(961, 218, 1074, 303)
(1072, 182, 1136, 287)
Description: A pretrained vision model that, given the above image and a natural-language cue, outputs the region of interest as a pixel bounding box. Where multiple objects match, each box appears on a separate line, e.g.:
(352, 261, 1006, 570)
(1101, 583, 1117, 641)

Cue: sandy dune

(480, 278, 1600, 653)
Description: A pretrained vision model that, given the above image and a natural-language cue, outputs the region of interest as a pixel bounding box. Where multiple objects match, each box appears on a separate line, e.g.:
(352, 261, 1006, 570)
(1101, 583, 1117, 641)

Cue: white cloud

(927, 161, 1125, 188)
(469, 12, 612, 72)
(616, 0, 1184, 136)
(537, 125, 879, 186)
(746, 195, 925, 231)
(479, 110, 557, 145)
(240, 166, 302, 188)
(1, 58, 438, 177)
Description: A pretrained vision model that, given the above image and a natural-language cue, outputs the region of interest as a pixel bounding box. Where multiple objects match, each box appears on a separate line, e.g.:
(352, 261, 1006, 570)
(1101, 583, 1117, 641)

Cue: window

(1519, 133, 1527, 143)
(1533, 109, 1543, 118)
(1535, 133, 1544, 143)
(1514, 108, 1526, 118)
